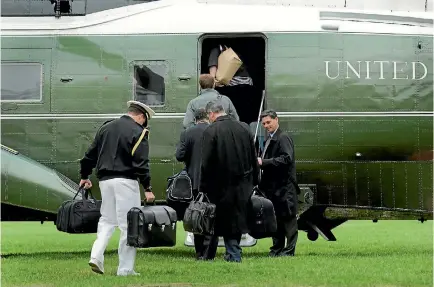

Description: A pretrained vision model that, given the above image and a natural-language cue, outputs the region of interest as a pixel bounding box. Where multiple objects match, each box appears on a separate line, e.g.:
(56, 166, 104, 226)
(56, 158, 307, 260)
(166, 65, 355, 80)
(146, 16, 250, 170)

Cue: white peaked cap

(127, 100, 156, 119)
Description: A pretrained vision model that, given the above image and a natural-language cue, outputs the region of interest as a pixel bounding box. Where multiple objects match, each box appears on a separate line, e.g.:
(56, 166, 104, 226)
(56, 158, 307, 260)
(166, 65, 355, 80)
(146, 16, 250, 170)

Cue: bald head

(199, 74, 215, 89)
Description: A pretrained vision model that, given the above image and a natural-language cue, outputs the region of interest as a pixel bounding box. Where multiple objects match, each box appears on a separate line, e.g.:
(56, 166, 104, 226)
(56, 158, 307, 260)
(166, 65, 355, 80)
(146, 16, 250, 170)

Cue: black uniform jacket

(199, 115, 260, 236)
(175, 122, 209, 191)
(80, 115, 151, 189)
(258, 128, 298, 218)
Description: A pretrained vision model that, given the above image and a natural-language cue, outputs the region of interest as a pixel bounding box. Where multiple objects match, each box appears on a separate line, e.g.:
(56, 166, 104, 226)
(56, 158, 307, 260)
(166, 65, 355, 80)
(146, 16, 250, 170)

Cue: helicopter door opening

(183, 34, 267, 248)
(199, 35, 266, 122)
(199, 34, 267, 156)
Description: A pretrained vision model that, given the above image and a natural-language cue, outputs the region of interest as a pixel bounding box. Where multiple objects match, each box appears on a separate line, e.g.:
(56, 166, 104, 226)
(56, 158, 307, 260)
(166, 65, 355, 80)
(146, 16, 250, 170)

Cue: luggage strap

(150, 207, 175, 228)
(219, 45, 229, 52)
(195, 192, 210, 203)
(168, 169, 190, 182)
(73, 186, 95, 201)
(140, 207, 155, 223)
(252, 186, 266, 198)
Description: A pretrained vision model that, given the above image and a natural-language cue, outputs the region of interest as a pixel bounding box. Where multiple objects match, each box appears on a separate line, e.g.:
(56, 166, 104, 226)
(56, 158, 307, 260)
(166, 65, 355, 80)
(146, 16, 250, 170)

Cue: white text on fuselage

(324, 61, 428, 80)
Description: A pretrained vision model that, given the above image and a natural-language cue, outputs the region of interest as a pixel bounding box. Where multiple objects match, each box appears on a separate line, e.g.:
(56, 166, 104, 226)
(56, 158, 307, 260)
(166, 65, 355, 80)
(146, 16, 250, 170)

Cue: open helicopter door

(184, 91, 266, 248)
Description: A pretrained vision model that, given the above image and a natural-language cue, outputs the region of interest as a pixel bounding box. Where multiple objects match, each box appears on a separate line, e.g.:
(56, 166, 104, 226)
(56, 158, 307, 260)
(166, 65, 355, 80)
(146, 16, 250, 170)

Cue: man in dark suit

(199, 100, 260, 262)
(175, 108, 212, 260)
(257, 109, 298, 257)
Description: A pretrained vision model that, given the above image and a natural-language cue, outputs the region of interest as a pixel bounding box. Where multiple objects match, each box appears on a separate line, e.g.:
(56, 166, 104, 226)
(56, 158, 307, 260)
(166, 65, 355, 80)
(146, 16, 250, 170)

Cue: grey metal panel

(198, 0, 346, 8)
(197, 0, 430, 12)
(345, 0, 427, 12)
(427, 0, 433, 12)
(0, 0, 157, 16)
(320, 11, 434, 26)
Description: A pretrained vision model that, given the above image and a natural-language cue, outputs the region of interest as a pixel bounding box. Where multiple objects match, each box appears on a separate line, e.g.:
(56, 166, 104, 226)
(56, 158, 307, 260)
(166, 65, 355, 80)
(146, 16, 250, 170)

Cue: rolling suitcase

(247, 188, 277, 239)
(56, 187, 102, 234)
(127, 204, 177, 248)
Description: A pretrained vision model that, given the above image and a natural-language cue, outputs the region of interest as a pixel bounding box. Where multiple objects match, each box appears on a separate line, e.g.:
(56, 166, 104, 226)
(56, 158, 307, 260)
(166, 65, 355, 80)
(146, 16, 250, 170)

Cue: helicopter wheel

(307, 230, 318, 241)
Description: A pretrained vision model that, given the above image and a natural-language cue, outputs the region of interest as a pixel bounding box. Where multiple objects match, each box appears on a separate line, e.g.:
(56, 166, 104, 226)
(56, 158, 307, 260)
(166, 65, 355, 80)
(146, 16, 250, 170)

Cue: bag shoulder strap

(253, 186, 266, 198)
(168, 170, 191, 184)
(219, 45, 230, 52)
(167, 170, 182, 181)
(141, 207, 155, 222)
(151, 207, 170, 226)
(162, 206, 177, 222)
(132, 128, 149, 156)
(73, 186, 95, 200)
(195, 192, 210, 203)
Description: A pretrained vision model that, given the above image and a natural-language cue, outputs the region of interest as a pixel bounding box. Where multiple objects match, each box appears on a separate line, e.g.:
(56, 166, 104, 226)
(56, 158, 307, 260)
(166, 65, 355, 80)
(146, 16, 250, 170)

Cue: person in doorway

(183, 74, 238, 129)
(208, 44, 261, 125)
(199, 100, 260, 262)
(175, 108, 213, 260)
(208, 44, 253, 86)
(257, 109, 298, 257)
(79, 100, 156, 276)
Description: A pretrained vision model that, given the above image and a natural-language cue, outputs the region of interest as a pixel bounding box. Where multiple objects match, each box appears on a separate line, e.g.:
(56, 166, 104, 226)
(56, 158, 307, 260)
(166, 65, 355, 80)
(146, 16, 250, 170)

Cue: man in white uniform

(79, 100, 156, 276)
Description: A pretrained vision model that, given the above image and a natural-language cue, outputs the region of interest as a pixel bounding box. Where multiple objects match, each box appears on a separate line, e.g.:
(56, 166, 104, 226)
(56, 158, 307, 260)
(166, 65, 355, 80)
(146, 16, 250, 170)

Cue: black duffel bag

(127, 204, 177, 248)
(56, 187, 102, 234)
(183, 192, 216, 236)
(166, 169, 193, 203)
(247, 187, 277, 239)
(166, 169, 193, 220)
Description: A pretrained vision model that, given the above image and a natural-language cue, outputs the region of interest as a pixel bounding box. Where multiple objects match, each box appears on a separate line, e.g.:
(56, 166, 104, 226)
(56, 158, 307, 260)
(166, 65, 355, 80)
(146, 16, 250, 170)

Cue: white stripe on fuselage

(0, 111, 432, 120)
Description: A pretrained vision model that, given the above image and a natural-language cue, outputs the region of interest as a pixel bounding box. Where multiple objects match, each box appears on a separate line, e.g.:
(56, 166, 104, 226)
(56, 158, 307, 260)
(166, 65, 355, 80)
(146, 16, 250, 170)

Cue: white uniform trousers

(90, 178, 141, 274)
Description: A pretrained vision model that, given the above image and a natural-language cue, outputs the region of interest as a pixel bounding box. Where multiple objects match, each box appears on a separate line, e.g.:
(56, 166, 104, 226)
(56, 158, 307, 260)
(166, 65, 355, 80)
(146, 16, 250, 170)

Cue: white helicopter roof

(1, 0, 432, 36)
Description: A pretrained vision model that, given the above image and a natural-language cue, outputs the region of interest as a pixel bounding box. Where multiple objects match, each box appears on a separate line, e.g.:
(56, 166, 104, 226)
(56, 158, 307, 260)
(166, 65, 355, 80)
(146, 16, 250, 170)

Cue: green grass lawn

(1, 220, 432, 287)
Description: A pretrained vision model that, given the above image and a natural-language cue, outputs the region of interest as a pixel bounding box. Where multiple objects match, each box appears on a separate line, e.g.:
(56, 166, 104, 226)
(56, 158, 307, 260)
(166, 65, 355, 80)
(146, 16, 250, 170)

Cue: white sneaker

(117, 270, 140, 276)
(89, 258, 104, 274)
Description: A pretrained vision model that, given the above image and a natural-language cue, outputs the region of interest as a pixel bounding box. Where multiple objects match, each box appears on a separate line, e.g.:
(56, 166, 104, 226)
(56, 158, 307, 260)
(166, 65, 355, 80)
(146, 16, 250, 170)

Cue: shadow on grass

(2, 246, 430, 260)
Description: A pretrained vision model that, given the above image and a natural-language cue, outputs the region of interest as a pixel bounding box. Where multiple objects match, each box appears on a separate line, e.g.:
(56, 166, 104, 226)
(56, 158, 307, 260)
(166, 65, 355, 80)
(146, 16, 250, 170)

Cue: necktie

(261, 135, 272, 159)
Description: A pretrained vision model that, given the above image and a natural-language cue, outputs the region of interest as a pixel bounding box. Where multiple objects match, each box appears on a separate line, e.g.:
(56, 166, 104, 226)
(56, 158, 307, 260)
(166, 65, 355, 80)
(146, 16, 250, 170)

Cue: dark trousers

(194, 234, 218, 260)
(223, 234, 242, 262)
(205, 233, 242, 262)
(269, 215, 298, 256)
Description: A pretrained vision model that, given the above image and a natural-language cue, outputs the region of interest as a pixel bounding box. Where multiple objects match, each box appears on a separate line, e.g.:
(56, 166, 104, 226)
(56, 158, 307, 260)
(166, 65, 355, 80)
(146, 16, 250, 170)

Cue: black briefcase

(183, 192, 216, 236)
(247, 188, 277, 239)
(127, 205, 177, 248)
(56, 187, 102, 234)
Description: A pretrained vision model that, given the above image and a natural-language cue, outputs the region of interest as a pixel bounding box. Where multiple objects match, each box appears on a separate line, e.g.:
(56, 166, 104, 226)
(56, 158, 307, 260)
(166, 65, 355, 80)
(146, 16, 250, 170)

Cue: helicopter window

(132, 61, 167, 107)
(0, 62, 42, 102)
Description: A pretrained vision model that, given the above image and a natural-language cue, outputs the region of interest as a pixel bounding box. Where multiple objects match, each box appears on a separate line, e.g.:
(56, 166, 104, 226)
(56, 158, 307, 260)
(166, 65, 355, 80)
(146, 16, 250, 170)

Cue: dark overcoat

(199, 115, 260, 236)
(258, 128, 298, 218)
(175, 122, 209, 191)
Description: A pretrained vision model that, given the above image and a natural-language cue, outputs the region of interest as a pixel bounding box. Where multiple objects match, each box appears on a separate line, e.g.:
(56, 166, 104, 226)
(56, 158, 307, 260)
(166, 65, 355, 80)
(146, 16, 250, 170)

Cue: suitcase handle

(142, 200, 156, 206)
(73, 185, 96, 201)
(195, 192, 210, 203)
(253, 186, 266, 198)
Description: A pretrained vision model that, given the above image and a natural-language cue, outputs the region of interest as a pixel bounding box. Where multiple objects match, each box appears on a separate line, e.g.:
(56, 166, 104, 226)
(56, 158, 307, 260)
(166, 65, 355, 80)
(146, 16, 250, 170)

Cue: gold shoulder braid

(131, 128, 149, 156)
